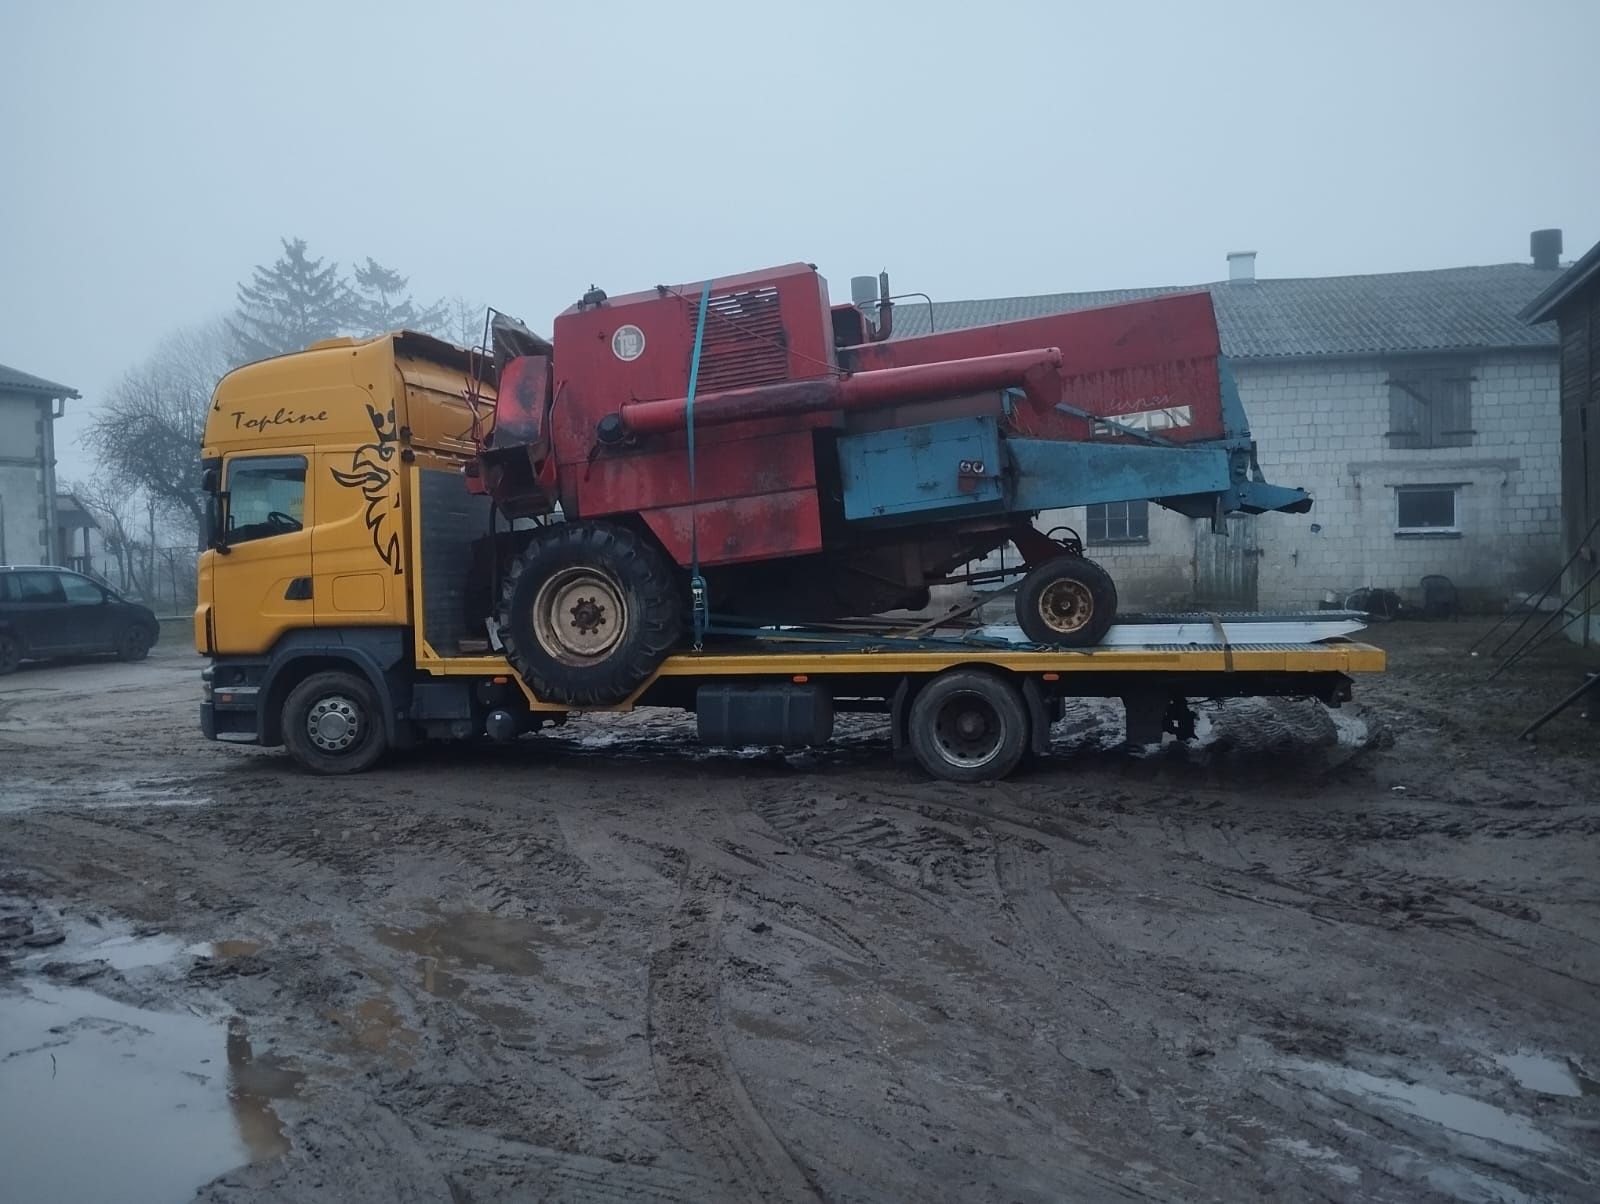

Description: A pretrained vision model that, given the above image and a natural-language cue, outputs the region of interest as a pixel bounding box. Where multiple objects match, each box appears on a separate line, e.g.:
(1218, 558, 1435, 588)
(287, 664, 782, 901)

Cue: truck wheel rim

(1038, 579, 1093, 634)
(308, 695, 361, 752)
(932, 690, 1005, 768)
(533, 567, 628, 665)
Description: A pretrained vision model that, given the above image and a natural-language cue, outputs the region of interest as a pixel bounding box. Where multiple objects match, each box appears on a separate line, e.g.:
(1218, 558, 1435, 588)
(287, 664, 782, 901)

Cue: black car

(0, 565, 160, 674)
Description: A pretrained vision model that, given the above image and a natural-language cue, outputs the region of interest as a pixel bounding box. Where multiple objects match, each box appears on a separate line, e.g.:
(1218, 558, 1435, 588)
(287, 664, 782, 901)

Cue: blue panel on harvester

(839, 417, 1006, 522)
(1007, 439, 1235, 510)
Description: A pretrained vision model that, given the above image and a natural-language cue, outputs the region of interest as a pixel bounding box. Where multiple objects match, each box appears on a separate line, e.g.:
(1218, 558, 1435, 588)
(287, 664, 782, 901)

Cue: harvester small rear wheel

(500, 521, 683, 706)
(1016, 557, 1118, 647)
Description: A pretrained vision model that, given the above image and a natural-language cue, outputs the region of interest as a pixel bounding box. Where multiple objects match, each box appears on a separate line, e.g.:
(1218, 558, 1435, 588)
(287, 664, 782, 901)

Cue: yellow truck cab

(197, 333, 1383, 780)
(198, 332, 506, 767)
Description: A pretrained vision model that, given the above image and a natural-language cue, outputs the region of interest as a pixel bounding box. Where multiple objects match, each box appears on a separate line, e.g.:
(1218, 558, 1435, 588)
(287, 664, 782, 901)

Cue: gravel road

(2, 622, 1597, 1203)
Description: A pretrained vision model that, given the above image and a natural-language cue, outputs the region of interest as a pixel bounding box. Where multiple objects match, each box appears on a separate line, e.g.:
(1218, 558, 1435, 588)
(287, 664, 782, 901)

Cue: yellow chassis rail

(416, 640, 1386, 713)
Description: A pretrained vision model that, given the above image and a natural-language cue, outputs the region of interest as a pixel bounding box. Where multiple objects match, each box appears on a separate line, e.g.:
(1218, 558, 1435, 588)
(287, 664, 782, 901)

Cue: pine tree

(351, 257, 447, 337)
(228, 238, 358, 362)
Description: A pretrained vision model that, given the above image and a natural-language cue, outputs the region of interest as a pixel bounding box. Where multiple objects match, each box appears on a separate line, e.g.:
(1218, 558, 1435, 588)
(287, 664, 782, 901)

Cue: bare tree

(85, 319, 233, 544)
(67, 477, 152, 599)
(443, 296, 492, 349)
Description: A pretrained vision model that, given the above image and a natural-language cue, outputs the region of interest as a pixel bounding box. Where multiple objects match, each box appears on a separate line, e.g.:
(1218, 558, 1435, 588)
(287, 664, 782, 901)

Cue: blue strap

(685, 281, 713, 646)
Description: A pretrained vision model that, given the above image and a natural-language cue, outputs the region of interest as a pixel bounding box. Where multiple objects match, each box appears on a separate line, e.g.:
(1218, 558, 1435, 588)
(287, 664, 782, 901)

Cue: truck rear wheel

(499, 521, 683, 706)
(1016, 557, 1118, 647)
(282, 670, 387, 774)
(908, 669, 1028, 783)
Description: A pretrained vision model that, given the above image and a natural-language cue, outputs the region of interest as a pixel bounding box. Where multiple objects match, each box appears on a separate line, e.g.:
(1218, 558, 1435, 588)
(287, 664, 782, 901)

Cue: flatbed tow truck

(196, 331, 1383, 782)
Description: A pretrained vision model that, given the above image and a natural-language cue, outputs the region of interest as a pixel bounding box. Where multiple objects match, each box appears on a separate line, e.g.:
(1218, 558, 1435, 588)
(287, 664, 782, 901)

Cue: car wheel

(281, 670, 387, 774)
(116, 625, 153, 662)
(0, 633, 20, 675)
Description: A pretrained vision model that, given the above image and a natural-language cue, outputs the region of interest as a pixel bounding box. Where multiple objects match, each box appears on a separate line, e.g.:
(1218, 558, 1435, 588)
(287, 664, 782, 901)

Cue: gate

(1194, 516, 1259, 610)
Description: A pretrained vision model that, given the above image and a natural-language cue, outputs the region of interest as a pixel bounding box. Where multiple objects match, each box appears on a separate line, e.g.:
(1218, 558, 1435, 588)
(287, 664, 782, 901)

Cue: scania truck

(196, 331, 1382, 781)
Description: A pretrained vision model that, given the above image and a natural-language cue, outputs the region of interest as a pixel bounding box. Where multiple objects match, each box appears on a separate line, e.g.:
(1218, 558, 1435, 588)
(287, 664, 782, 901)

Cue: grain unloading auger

(471, 263, 1310, 705)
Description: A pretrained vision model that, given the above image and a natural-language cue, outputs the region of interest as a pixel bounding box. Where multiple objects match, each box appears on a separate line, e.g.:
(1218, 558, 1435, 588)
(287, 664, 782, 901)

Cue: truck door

(211, 452, 316, 655)
(311, 441, 408, 631)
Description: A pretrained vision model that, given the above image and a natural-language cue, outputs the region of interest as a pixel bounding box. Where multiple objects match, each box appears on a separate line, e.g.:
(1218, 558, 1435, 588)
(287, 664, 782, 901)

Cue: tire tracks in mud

(645, 865, 824, 1204)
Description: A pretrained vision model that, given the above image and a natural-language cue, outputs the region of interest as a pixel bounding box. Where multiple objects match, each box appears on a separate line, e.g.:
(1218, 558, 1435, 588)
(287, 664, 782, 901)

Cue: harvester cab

(474, 262, 1310, 706)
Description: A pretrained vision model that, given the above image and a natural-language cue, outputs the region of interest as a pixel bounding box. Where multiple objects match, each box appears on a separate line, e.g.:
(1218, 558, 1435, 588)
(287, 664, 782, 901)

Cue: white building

(895, 240, 1565, 611)
(0, 363, 78, 567)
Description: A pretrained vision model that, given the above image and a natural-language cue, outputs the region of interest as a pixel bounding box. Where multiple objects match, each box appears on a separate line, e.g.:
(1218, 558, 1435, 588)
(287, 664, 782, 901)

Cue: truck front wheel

(282, 670, 387, 774)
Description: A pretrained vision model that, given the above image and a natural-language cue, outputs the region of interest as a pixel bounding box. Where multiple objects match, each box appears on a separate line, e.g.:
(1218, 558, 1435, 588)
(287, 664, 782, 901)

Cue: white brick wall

(1039, 351, 1562, 610)
(0, 394, 52, 565)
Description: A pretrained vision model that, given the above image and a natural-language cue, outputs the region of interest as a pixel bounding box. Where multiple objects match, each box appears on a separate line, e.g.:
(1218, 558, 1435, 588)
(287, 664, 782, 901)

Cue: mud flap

(889, 677, 913, 763)
(1020, 678, 1055, 760)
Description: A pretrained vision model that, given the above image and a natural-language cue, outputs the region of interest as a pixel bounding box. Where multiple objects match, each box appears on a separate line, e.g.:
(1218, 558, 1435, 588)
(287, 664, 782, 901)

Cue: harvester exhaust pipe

(870, 270, 894, 342)
(850, 271, 895, 341)
(598, 347, 1063, 443)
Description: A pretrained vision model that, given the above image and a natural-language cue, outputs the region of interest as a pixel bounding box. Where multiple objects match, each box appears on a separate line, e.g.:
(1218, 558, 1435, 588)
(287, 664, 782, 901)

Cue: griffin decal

(331, 404, 403, 574)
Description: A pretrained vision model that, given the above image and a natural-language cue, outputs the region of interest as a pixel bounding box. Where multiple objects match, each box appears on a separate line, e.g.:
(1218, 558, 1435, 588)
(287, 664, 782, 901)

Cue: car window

(60, 574, 105, 605)
(226, 455, 308, 545)
(0, 574, 11, 603)
(13, 571, 66, 604)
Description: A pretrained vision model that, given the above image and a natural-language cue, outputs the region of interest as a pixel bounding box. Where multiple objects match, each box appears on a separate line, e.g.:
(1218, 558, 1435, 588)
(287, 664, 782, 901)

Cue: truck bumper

(201, 664, 261, 743)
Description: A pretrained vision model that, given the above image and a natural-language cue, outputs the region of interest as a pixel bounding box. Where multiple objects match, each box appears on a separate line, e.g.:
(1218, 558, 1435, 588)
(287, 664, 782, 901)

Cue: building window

(1386, 360, 1475, 449)
(1395, 485, 1460, 536)
(1086, 500, 1149, 545)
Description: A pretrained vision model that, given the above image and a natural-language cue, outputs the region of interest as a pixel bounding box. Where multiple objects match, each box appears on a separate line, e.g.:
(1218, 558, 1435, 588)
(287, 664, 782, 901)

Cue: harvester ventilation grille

(689, 286, 790, 393)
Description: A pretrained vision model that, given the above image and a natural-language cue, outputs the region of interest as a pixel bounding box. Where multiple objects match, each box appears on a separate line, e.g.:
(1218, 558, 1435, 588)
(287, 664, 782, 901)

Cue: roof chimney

(1227, 250, 1256, 283)
(1531, 228, 1562, 271)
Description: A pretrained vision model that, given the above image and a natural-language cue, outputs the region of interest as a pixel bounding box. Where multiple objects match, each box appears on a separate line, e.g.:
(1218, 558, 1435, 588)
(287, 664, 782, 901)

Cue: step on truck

(196, 325, 1382, 782)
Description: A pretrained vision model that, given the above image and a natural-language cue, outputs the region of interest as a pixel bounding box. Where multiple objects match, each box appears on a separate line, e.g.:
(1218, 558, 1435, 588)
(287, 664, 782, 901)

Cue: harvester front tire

(499, 521, 683, 707)
(1016, 557, 1118, 647)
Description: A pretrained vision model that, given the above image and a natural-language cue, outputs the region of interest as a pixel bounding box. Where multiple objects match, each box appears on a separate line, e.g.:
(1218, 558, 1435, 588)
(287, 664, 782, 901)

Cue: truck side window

(226, 455, 308, 545)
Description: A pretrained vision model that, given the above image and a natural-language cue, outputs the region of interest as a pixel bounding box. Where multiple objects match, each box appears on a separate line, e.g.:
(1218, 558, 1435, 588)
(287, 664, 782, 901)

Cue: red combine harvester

(473, 263, 1310, 705)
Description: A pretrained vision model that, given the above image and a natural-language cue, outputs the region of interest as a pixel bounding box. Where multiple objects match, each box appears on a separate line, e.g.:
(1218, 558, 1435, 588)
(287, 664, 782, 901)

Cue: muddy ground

(2, 620, 1597, 1203)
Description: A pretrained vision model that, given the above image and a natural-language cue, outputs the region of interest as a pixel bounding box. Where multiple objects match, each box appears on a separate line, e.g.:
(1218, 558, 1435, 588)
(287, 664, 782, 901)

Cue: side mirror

(207, 490, 232, 555)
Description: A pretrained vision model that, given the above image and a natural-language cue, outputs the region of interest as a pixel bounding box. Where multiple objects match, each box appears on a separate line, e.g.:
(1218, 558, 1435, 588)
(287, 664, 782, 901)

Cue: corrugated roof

(1521, 238, 1600, 324)
(888, 263, 1563, 359)
(0, 363, 79, 399)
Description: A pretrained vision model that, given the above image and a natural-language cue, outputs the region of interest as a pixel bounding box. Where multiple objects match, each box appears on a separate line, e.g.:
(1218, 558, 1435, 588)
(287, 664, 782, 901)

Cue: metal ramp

(973, 611, 1368, 649)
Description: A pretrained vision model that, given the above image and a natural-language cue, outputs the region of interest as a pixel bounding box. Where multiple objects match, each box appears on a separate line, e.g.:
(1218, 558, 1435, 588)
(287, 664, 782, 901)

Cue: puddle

(1496, 1052, 1583, 1097)
(189, 939, 266, 960)
(375, 911, 573, 977)
(0, 983, 299, 1203)
(1289, 1061, 1556, 1153)
(1, 775, 211, 813)
(326, 996, 419, 1056)
(17, 918, 186, 971)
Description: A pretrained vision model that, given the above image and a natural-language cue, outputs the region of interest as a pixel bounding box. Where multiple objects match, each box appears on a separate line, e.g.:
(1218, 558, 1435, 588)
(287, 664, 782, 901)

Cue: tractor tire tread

(497, 521, 683, 707)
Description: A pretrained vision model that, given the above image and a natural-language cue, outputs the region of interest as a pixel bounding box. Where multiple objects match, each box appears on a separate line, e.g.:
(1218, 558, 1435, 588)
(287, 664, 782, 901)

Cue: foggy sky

(3, 0, 1597, 482)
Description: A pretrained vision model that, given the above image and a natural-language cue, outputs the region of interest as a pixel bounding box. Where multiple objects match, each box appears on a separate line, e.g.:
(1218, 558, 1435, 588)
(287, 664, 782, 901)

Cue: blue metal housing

(835, 360, 1310, 528)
